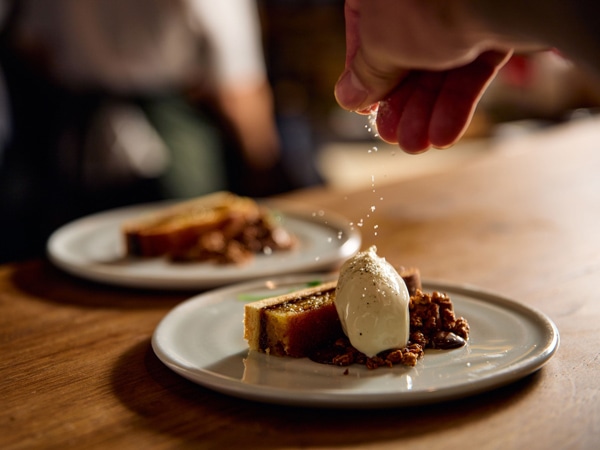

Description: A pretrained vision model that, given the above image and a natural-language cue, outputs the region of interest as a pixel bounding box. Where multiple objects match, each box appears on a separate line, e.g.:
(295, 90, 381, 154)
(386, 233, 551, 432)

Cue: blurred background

(1, 0, 599, 262)
(258, 0, 600, 189)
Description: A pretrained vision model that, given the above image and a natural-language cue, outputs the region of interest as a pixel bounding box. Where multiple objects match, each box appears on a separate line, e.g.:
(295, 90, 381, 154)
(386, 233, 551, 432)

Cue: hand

(373, 51, 511, 153)
(334, 0, 513, 153)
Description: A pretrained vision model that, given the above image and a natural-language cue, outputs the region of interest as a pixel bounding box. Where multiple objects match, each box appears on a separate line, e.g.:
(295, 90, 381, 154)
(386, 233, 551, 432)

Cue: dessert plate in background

(47, 201, 361, 290)
(152, 274, 560, 409)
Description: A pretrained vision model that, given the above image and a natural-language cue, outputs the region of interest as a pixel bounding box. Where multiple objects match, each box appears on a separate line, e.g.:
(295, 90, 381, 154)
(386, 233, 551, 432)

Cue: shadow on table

(8, 259, 191, 309)
(111, 338, 545, 448)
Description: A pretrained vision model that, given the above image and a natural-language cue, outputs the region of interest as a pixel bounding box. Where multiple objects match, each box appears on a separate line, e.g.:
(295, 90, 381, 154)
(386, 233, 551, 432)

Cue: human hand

(334, 0, 513, 153)
(372, 50, 511, 153)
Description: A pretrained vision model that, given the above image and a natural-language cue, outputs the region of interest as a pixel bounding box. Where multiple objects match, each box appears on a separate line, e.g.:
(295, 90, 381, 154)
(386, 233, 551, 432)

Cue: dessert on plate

(243, 281, 339, 358)
(243, 246, 469, 369)
(122, 191, 296, 264)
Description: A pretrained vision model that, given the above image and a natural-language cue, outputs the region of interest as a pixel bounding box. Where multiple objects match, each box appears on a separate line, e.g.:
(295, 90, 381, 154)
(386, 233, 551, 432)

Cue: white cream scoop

(334, 246, 410, 357)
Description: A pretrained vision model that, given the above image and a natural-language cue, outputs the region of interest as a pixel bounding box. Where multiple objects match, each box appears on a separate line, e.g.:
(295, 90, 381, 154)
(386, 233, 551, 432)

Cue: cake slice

(122, 191, 260, 257)
(243, 281, 342, 357)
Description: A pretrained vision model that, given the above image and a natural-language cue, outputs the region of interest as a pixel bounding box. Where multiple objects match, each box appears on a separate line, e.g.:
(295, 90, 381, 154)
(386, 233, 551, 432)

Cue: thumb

(334, 0, 406, 112)
(334, 45, 407, 114)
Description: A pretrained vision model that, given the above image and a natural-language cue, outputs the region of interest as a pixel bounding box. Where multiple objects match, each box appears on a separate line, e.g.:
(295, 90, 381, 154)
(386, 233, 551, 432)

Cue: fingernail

(335, 69, 369, 111)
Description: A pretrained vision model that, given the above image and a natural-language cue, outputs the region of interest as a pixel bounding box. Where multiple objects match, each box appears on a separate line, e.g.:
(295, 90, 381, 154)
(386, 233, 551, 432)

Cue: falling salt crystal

(370, 205, 376, 212)
(367, 111, 378, 138)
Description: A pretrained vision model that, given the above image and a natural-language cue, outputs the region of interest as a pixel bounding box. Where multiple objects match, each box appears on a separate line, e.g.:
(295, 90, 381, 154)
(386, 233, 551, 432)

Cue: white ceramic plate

(46, 200, 361, 290)
(152, 274, 560, 409)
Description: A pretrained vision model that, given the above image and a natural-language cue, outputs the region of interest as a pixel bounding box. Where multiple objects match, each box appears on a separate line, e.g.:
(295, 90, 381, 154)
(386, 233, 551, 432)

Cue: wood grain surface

(2, 117, 600, 449)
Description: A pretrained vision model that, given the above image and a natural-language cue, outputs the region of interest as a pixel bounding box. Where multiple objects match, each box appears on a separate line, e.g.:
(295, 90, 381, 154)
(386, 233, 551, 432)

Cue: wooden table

(2, 117, 599, 449)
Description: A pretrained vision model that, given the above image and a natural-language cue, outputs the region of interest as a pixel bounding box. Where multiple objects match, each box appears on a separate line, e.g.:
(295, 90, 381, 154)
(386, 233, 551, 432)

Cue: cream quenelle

(334, 246, 410, 357)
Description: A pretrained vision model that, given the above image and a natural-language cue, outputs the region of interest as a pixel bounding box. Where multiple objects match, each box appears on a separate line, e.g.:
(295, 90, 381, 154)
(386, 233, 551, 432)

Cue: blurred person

(0, 0, 294, 262)
(334, 0, 600, 154)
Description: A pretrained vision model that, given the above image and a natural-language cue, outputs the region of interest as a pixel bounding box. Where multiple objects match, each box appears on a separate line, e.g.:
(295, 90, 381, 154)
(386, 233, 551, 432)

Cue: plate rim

(46, 200, 361, 290)
(151, 274, 560, 409)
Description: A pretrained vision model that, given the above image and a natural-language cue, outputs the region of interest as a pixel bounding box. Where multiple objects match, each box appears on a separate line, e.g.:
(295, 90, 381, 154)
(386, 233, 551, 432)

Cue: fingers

(374, 82, 412, 144)
(376, 50, 512, 153)
(429, 50, 511, 147)
(376, 72, 445, 152)
(396, 71, 445, 152)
